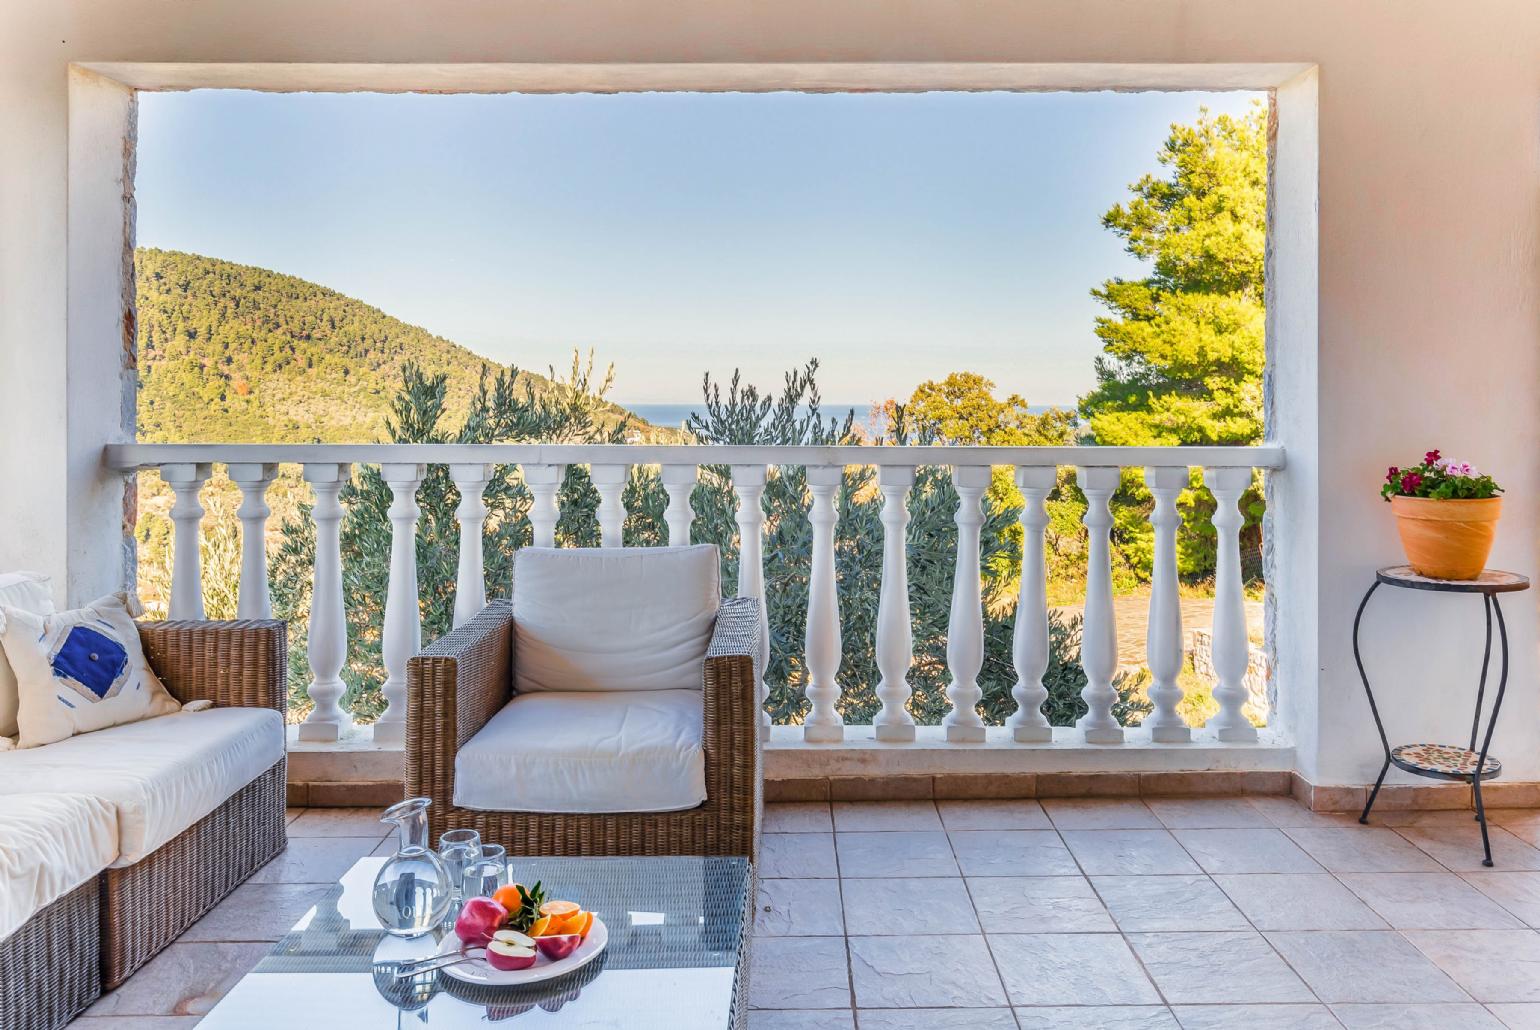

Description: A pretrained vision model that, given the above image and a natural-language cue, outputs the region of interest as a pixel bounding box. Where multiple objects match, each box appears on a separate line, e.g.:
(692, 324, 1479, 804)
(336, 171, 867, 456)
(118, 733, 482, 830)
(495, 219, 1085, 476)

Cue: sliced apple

(492, 929, 536, 949)
(487, 939, 538, 971)
(535, 933, 582, 961)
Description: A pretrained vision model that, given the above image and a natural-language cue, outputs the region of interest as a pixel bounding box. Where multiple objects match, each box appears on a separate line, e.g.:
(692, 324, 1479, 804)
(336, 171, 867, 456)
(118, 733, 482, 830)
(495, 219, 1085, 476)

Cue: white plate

(435, 918, 608, 987)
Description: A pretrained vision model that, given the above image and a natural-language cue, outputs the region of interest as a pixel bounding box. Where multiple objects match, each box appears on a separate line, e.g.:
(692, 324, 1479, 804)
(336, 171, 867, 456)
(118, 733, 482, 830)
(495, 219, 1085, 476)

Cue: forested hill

(135, 248, 648, 443)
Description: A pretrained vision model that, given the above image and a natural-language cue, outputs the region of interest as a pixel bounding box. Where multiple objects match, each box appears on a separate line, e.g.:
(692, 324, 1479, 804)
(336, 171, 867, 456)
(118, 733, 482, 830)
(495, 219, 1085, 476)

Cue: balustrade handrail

(104, 442, 1284, 470)
(109, 438, 1283, 751)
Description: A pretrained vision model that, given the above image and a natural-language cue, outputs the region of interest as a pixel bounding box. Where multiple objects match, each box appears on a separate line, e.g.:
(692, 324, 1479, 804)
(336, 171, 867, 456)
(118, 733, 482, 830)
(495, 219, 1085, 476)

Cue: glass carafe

(372, 797, 453, 938)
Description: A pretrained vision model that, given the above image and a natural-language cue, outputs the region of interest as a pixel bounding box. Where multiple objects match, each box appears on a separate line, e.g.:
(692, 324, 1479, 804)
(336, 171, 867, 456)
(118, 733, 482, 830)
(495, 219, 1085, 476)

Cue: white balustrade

(161, 462, 212, 621)
(1143, 466, 1191, 743)
(108, 443, 1286, 756)
(450, 463, 490, 628)
(524, 464, 564, 548)
(1076, 466, 1123, 744)
(591, 464, 629, 547)
(873, 465, 917, 743)
(944, 466, 990, 743)
(1006, 466, 1056, 743)
(730, 464, 771, 729)
(298, 463, 353, 742)
(230, 462, 277, 620)
(661, 464, 697, 546)
(377, 463, 424, 746)
(1204, 466, 1259, 743)
(802, 465, 844, 743)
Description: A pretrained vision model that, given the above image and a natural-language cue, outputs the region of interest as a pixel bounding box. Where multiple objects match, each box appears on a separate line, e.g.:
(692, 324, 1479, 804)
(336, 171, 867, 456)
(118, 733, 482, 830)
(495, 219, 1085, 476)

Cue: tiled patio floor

(65, 797, 1540, 1029)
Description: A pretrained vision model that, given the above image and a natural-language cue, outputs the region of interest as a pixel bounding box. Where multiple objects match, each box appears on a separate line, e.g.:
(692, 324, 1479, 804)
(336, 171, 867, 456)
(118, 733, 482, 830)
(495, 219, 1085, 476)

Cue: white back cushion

(0, 573, 55, 740)
(512, 545, 720, 693)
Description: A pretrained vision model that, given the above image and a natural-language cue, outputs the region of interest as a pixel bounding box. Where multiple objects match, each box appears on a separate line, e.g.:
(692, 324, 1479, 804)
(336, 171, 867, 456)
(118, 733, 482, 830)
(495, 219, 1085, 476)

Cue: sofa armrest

(406, 601, 514, 810)
(137, 620, 287, 713)
(702, 597, 762, 853)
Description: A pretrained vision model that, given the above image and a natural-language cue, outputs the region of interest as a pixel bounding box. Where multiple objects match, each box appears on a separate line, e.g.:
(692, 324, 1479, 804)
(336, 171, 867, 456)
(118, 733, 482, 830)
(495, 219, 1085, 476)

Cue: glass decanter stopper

(372, 797, 453, 938)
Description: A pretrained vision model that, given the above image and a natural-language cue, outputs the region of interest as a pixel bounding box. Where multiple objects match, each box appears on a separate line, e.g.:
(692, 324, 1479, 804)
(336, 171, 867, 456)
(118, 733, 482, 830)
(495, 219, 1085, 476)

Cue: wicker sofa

(0, 620, 288, 1030)
(405, 549, 762, 858)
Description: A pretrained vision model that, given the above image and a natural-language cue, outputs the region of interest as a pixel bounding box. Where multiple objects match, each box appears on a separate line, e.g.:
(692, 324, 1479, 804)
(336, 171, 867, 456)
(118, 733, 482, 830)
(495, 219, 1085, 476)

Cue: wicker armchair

(406, 597, 761, 859)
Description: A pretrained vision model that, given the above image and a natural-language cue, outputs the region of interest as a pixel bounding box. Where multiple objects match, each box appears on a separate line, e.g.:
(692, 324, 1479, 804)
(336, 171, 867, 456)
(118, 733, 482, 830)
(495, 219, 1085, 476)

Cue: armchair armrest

(137, 620, 288, 713)
(702, 597, 762, 855)
(406, 601, 513, 813)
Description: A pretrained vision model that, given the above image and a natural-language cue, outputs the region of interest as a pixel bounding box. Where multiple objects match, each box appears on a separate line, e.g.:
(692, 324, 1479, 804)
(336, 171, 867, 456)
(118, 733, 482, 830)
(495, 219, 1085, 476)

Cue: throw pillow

(0, 571, 55, 740)
(1, 593, 181, 748)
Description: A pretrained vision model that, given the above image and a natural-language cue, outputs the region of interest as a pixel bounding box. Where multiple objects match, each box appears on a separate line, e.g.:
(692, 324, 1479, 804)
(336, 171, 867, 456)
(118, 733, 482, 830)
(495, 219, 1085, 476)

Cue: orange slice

(528, 915, 553, 938)
(539, 900, 581, 919)
(570, 911, 594, 939)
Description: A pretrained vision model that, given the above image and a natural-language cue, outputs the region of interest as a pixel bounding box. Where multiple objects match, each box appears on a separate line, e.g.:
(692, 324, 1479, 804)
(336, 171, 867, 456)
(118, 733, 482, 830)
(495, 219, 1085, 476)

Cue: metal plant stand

(1354, 565, 1529, 867)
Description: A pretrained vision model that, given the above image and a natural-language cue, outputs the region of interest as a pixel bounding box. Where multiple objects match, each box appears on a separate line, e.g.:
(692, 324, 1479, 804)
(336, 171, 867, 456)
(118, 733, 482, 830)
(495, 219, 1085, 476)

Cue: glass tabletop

(197, 855, 752, 1029)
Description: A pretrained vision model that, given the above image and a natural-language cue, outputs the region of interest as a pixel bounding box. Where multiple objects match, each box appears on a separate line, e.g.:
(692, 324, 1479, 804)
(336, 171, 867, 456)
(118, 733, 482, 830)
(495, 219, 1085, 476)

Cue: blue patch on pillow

(50, 625, 129, 701)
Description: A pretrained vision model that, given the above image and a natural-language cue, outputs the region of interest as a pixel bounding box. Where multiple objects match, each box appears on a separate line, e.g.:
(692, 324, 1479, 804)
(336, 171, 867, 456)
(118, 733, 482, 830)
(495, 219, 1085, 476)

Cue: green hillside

(135, 248, 648, 443)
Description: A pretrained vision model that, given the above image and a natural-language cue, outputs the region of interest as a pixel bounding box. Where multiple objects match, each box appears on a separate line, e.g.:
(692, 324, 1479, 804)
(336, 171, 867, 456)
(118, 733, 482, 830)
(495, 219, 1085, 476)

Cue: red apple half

(487, 939, 538, 971)
(535, 934, 582, 961)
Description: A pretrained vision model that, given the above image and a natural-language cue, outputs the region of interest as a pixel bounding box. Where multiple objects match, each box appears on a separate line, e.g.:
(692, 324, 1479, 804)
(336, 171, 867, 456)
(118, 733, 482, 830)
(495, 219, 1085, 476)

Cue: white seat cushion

(0, 706, 284, 865)
(512, 545, 719, 693)
(0, 792, 117, 942)
(454, 690, 707, 814)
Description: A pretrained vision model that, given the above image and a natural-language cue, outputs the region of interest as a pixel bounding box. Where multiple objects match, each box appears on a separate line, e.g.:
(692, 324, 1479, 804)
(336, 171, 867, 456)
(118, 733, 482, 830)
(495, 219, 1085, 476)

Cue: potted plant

(1382, 449, 1503, 580)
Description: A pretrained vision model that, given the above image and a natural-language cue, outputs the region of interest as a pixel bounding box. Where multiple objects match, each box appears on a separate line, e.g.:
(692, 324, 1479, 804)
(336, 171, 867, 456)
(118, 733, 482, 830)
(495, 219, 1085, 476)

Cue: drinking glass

(462, 843, 509, 900)
(438, 828, 481, 899)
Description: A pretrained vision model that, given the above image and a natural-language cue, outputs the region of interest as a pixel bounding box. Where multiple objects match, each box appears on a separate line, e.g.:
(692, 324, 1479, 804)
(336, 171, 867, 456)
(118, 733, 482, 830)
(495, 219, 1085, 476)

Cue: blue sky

(135, 89, 1262, 408)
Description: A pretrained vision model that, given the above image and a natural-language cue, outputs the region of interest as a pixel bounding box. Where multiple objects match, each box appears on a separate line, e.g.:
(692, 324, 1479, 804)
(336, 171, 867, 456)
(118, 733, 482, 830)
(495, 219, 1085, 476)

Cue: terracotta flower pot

(1390, 495, 1501, 580)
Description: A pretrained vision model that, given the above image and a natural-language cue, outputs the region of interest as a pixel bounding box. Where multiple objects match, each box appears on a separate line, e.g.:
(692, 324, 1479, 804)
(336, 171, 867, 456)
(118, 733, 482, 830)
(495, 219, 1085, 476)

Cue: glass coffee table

(197, 855, 752, 1029)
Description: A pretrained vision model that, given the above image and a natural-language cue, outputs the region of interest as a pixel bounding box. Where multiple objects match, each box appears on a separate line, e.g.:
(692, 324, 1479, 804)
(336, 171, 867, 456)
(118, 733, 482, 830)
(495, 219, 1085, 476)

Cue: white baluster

(661, 464, 698, 546)
(1204, 466, 1259, 743)
(1007, 466, 1056, 743)
(299, 463, 353, 742)
(591, 464, 629, 547)
(1144, 466, 1191, 743)
(1076, 466, 1123, 744)
(731, 464, 771, 729)
(376, 463, 424, 746)
(944, 466, 990, 744)
(230, 462, 278, 620)
(873, 465, 917, 743)
(161, 463, 211, 620)
(803, 465, 844, 743)
(450, 464, 491, 628)
(524, 464, 565, 548)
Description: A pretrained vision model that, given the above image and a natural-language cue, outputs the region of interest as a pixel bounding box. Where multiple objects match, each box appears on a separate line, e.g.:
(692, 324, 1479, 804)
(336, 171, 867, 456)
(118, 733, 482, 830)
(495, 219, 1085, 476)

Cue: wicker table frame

(406, 598, 762, 860)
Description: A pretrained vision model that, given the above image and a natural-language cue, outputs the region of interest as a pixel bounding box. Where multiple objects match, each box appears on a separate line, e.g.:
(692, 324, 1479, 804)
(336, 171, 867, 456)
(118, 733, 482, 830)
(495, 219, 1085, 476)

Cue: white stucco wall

(1, 0, 1537, 785)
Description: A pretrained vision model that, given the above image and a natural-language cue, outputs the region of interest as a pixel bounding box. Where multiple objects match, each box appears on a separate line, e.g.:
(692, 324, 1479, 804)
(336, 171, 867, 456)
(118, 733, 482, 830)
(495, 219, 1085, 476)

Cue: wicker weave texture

(137, 619, 288, 710)
(407, 599, 762, 859)
(0, 878, 100, 1030)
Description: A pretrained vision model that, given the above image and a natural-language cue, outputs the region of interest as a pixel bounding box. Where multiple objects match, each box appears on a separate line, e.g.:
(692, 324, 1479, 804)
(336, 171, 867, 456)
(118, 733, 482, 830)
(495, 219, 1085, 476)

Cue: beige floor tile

(85, 942, 271, 1017)
(848, 934, 1006, 1008)
(967, 875, 1115, 933)
(1060, 829, 1201, 875)
(1283, 827, 1444, 873)
(1146, 797, 1272, 828)
(1042, 798, 1162, 830)
(835, 831, 958, 878)
(948, 829, 1079, 876)
(761, 832, 839, 878)
(285, 807, 392, 837)
(1339, 872, 1526, 929)
(179, 882, 334, 941)
(1172, 1004, 1339, 1029)
(764, 803, 834, 833)
(1093, 874, 1250, 932)
(1014, 1007, 1178, 1029)
(755, 877, 846, 936)
(832, 801, 941, 831)
(987, 933, 1160, 1006)
(67, 1019, 206, 1029)
(749, 1011, 855, 1030)
(1332, 1002, 1507, 1028)
(1213, 873, 1387, 930)
(1397, 824, 1540, 872)
(1247, 796, 1363, 828)
(937, 799, 1051, 831)
(1264, 930, 1469, 1003)
(858, 1009, 1017, 1029)
(1127, 931, 1314, 1003)
(1173, 828, 1325, 874)
(841, 876, 978, 935)
(1465, 871, 1540, 926)
(1403, 929, 1540, 1003)
(246, 836, 382, 884)
(748, 936, 851, 1009)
